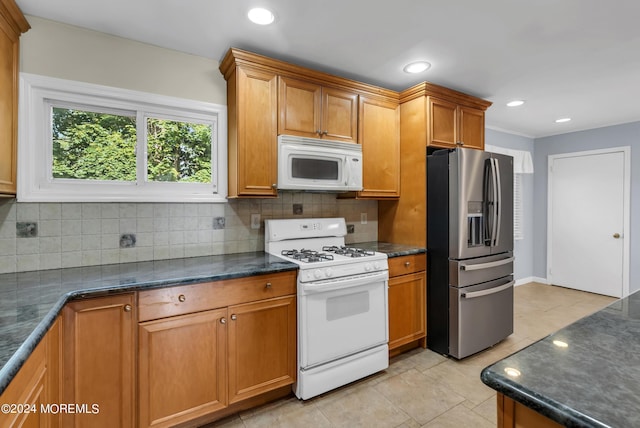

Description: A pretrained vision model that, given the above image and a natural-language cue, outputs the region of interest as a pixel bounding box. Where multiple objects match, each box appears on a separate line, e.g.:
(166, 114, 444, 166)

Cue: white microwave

(277, 135, 363, 192)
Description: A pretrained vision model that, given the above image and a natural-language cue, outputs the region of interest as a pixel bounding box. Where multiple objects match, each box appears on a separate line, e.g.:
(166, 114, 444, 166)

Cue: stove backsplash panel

(0, 194, 377, 274)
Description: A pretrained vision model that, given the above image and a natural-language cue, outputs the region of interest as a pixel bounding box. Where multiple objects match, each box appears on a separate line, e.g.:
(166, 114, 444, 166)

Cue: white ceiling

(15, 0, 640, 138)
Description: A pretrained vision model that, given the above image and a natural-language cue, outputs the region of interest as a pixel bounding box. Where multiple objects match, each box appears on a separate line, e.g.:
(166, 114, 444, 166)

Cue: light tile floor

(206, 283, 615, 427)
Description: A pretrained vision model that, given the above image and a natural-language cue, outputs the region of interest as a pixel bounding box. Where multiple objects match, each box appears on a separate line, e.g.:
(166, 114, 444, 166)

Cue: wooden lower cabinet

(497, 393, 562, 428)
(388, 254, 427, 356)
(228, 296, 296, 404)
(138, 309, 228, 428)
(62, 293, 136, 428)
(0, 317, 60, 428)
(137, 273, 296, 427)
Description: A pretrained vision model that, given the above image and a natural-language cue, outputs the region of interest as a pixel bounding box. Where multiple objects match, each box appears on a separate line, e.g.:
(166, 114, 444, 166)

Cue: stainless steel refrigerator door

(449, 149, 492, 260)
(449, 276, 514, 359)
(449, 149, 514, 259)
(490, 152, 513, 255)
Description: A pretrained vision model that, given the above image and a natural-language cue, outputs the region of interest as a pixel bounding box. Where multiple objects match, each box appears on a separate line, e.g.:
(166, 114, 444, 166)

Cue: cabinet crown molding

(0, 0, 30, 37)
(400, 81, 492, 110)
(219, 47, 399, 102)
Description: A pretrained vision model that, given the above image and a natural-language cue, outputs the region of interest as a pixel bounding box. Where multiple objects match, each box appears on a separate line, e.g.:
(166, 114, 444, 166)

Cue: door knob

(613, 233, 621, 239)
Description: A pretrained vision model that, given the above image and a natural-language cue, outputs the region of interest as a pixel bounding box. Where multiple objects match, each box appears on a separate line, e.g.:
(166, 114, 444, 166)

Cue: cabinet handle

(404, 261, 411, 267)
(456, 141, 464, 146)
(271, 183, 277, 189)
(322, 130, 328, 135)
(265, 282, 272, 289)
(316, 129, 322, 135)
(220, 318, 226, 324)
(231, 314, 237, 321)
(123, 304, 132, 312)
(178, 294, 186, 302)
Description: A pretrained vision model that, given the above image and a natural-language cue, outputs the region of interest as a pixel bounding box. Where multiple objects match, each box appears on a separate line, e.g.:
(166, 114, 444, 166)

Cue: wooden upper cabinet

(279, 76, 358, 143)
(357, 96, 400, 198)
(0, 0, 29, 196)
(458, 105, 485, 150)
(226, 65, 278, 197)
(427, 96, 486, 150)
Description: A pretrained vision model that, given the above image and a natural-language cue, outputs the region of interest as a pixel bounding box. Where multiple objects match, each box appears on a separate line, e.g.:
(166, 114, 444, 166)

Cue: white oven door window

(299, 281, 388, 368)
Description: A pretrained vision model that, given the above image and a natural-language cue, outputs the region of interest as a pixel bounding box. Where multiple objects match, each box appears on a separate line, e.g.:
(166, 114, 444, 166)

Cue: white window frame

(18, 73, 227, 202)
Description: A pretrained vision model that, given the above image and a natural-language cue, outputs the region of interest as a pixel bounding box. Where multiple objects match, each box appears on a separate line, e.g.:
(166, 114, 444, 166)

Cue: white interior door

(547, 148, 629, 297)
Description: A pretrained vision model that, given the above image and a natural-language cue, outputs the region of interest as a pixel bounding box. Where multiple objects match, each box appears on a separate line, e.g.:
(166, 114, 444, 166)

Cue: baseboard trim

(515, 276, 549, 286)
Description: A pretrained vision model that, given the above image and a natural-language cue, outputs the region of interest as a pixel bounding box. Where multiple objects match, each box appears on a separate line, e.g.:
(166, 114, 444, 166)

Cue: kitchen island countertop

(481, 290, 640, 428)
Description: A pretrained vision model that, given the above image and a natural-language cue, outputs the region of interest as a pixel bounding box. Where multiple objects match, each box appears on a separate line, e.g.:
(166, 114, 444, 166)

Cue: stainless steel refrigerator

(427, 147, 514, 359)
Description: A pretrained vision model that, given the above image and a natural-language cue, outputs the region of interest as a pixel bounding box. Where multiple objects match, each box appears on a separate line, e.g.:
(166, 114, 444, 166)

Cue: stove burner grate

(281, 249, 334, 263)
(322, 246, 376, 258)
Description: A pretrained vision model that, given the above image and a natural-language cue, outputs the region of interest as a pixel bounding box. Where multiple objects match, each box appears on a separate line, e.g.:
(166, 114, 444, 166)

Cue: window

(513, 174, 524, 240)
(485, 144, 534, 241)
(19, 73, 227, 202)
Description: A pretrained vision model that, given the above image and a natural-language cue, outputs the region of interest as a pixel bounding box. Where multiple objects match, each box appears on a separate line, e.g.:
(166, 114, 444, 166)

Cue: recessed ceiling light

(403, 61, 431, 74)
(555, 117, 571, 123)
(553, 340, 569, 348)
(506, 100, 525, 107)
(248, 7, 275, 25)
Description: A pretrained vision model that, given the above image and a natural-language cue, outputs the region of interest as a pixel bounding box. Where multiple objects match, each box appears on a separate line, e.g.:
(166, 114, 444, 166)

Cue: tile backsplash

(0, 194, 378, 274)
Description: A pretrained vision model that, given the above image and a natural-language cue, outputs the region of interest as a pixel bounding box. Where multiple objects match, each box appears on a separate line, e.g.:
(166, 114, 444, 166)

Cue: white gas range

(265, 218, 389, 400)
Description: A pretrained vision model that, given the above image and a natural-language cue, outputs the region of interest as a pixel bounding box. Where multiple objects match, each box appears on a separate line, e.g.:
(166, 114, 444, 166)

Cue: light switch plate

(360, 213, 367, 224)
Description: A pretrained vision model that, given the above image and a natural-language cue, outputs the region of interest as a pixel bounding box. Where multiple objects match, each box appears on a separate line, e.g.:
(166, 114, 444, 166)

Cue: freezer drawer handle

(462, 281, 514, 299)
(460, 257, 514, 271)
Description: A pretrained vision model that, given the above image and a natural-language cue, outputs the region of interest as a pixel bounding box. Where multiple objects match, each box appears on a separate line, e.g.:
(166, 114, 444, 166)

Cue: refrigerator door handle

(461, 281, 514, 299)
(494, 158, 502, 247)
(460, 257, 514, 271)
(490, 159, 499, 246)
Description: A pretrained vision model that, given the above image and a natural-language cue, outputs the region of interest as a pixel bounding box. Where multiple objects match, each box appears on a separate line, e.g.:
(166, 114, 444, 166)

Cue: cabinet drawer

(138, 271, 296, 322)
(388, 254, 426, 277)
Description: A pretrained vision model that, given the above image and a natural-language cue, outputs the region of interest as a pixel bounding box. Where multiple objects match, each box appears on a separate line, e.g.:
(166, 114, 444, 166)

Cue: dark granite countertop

(354, 242, 426, 258)
(0, 241, 424, 396)
(481, 291, 640, 428)
(0, 252, 297, 395)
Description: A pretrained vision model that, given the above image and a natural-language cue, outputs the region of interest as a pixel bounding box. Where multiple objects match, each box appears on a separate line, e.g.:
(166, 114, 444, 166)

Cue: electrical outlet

(360, 213, 367, 225)
(250, 214, 261, 230)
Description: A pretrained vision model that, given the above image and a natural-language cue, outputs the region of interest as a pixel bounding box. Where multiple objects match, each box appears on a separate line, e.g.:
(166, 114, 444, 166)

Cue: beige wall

(20, 16, 227, 105)
(0, 16, 379, 274)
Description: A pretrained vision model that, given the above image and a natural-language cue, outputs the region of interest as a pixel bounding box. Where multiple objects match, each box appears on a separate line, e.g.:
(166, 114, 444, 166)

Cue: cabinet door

(138, 309, 227, 428)
(0, 317, 60, 428)
(358, 96, 400, 198)
(322, 87, 358, 143)
(388, 271, 426, 351)
(278, 76, 321, 138)
(427, 97, 458, 148)
(63, 294, 135, 428)
(459, 105, 485, 150)
(227, 296, 296, 404)
(232, 66, 278, 197)
(0, 10, 20, 195)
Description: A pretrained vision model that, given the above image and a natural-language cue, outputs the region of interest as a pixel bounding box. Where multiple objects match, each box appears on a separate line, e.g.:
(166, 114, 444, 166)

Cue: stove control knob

(326, 268, 333, 277)
(374, 262, 380, 270)
(314, 269, 323, 279)
(365, 263, 372, 272)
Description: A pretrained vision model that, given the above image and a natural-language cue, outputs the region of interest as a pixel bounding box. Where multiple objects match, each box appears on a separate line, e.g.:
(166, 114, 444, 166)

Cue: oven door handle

(301, 271, 389, 294)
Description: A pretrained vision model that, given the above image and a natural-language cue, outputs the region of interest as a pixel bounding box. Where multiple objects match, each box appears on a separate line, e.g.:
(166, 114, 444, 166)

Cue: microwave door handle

(494, 158, 502, 247)
(343, 157, 349, 186)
